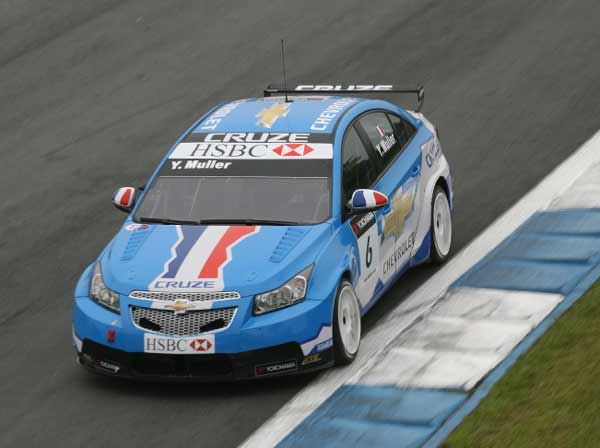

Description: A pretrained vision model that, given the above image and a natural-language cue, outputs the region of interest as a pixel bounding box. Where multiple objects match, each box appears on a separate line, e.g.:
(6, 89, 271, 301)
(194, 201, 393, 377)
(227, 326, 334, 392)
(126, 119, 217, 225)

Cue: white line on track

(240, 130, 600, 448)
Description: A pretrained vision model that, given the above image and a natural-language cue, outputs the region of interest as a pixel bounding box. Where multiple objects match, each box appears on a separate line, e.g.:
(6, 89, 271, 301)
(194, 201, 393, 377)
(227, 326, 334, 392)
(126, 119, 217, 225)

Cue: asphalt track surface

(1, 1, 600, 447)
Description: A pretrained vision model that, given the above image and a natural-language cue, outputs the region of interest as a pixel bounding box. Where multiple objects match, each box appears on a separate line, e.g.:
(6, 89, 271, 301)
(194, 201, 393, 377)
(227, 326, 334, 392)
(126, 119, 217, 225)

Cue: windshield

(135, 176, 330, 225)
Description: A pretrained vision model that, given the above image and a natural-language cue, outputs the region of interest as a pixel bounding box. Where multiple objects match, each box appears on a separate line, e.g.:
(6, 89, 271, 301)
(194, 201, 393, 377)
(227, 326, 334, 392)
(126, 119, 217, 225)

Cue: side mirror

(348, 189, 389, 214)
(112, 187, 136, 213)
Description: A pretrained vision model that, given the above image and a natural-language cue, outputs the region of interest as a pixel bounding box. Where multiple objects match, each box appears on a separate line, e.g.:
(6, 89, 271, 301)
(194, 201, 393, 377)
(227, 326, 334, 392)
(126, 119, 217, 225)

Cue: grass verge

(443, 281, 600, 447)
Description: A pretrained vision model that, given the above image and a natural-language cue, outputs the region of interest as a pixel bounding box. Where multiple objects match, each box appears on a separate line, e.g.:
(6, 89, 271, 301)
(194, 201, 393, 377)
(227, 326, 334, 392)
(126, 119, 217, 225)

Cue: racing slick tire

(333, 279, 361, 365)
(430, 184, 452, 264)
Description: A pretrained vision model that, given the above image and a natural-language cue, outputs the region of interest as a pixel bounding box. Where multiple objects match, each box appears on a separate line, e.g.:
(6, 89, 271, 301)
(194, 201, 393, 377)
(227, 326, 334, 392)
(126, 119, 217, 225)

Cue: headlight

(90, 262, 120, 312)
(254, 265, 313, 315)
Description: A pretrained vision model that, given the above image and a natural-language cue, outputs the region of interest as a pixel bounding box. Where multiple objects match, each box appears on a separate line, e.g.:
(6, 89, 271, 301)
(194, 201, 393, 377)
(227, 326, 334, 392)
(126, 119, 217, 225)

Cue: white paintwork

(549, 162, 600, 210)
(436, 287, 562, 325)
(72, 326, 83, 352)
(241, 131, 600, 448)
(360, 347, 501, 390)
(358, 288, 563, 390)
(300, 326, 332, 356)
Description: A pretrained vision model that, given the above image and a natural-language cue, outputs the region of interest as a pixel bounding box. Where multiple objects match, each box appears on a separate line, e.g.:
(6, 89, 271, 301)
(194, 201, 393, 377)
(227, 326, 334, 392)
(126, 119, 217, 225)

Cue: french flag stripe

(115, 187, 134, 207)
(373, 191, 387, 205)
(199, 226, 257, 278)
(353, 190, 367, 207)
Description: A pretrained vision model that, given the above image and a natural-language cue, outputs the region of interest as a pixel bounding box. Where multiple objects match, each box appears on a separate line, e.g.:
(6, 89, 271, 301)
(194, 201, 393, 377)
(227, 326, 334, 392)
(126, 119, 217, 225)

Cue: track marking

(240, 130, 600, 448)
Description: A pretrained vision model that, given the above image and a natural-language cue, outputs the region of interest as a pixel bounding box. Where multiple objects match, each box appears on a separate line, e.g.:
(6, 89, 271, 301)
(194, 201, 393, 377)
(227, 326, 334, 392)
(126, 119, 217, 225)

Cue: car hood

(100, 221, 332, 297)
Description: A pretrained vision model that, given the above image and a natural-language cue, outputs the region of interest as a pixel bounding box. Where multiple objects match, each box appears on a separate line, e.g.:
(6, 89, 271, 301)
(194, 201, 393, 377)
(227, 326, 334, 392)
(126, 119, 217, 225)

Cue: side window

(358, 112, 397, 160)
(387, 113, 416, 148)
(357, 112, 417, 170)
(342, 125, 379, 204)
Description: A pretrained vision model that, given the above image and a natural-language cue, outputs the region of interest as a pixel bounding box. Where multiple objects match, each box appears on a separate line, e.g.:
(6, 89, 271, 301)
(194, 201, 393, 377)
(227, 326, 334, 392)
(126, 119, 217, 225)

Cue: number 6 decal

(366, 235, 373, 268)
(350, 212, 381, 306)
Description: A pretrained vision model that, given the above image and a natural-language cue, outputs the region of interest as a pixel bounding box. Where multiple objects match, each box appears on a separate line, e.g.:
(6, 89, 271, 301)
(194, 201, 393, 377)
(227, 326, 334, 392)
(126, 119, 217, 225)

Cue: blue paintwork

(73, 95, 451, 360)
(278, 385, 466, 448)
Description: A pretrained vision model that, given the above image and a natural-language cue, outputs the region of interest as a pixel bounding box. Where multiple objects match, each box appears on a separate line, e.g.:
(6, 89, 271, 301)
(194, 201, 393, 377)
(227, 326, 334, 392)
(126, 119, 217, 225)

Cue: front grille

(130, 306, 237, 336)
(130, 291, 240, 302)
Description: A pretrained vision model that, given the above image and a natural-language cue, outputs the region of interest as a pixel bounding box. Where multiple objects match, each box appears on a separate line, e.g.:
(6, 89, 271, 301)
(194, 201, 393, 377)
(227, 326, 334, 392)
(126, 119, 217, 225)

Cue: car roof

(191, 96, 368, 135)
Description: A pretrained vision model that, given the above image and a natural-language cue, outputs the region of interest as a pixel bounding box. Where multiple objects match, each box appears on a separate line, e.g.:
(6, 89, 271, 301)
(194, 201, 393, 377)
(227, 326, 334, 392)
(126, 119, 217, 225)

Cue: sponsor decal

(272, 143, 314, 157)
(204, 132, 309, 143)
(351, 212, 376, 238)
(300, 326, 333, 355)
(309, 97, 356, 132)
(383, 186, 416, 239)
(255, 360, 298, 376)
(301, 353, 322, 366)
(423, 139, 441, 167)
(98, 361, 121, 373)
(198, 101, 243, 131)
(374, 125, 397, 156)
(144, 334, 215, 354)
(150, 225, 259, 292)
(315, 338, 333, 352)
(126, 223, 150, 231)
(383, 232, 416, 275)
(257, 102, 289, 128)
(170, 160, 232, 171)
(295, 85, 393, 91)
(169, 142, 333, 160)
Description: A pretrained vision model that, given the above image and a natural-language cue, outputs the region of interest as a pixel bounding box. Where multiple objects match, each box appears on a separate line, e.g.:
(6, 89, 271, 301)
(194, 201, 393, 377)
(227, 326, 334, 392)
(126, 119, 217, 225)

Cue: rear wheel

(333, 280, 361, 365)
(430, 185, 452, 263)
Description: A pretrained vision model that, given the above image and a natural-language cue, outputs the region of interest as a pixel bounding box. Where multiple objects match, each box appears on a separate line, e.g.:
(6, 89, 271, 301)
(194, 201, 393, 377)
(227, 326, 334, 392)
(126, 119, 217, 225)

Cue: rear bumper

(78, 338, 333, 382)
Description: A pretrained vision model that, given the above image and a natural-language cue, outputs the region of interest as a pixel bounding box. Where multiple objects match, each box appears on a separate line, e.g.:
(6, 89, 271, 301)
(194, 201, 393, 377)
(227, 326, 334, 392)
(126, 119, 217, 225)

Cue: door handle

(411, 165, 420, 176)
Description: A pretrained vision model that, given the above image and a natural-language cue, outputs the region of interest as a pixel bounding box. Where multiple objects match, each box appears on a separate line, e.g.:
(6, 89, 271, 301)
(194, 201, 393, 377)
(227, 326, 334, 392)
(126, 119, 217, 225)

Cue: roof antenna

(281, 39, 290, 103)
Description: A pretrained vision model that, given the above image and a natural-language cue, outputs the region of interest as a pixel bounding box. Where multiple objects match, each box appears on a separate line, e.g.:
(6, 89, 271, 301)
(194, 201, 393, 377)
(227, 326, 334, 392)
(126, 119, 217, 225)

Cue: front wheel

(430, 185, 452, 263)
(333, 280, 362, 365)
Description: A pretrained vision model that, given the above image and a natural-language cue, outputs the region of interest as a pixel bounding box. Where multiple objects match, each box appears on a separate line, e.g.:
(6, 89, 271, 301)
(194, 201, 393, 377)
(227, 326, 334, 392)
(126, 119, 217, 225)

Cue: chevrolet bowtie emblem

(165, 300, 194, 314)
(257, 103, 289, 128)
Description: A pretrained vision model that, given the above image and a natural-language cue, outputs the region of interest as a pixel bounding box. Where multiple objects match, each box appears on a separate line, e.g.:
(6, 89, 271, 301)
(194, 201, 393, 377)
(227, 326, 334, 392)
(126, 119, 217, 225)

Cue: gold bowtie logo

(165, 300, 194, 314)
(257, 103, 289, 128)
(383, 187, 416, 239)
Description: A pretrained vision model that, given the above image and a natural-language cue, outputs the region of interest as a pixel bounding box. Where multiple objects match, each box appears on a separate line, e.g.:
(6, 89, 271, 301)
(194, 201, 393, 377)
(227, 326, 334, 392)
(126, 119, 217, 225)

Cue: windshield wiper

(196, 219, 301, 226)
(137, 217, 202, 225)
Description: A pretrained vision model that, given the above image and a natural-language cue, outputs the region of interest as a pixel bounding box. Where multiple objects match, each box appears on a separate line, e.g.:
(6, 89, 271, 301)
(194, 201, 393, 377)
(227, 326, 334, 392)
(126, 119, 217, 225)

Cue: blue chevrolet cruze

(73, 85, 453, 380)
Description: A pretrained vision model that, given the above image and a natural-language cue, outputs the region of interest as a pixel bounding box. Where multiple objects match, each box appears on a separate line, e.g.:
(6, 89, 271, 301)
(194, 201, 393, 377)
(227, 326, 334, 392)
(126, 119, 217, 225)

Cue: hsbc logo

(144, 334, 216, 354)
(190, 338, 212, 352)
(273, 143, 314, 157)
(170, 141, 334, 160)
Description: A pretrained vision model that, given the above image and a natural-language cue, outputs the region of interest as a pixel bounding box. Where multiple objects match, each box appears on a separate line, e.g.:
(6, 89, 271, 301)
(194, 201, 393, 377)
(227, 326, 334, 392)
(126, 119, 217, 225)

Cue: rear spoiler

(263, 84, 425, 112)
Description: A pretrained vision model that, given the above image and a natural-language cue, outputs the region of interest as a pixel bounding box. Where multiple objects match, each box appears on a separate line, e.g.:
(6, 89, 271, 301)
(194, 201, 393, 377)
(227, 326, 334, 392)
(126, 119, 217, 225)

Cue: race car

(73, 84, 453, 380)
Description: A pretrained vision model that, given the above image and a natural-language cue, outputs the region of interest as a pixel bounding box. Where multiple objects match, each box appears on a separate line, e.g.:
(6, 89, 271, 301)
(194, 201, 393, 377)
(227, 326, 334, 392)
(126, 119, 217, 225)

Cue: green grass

(443, 282, 600, 448)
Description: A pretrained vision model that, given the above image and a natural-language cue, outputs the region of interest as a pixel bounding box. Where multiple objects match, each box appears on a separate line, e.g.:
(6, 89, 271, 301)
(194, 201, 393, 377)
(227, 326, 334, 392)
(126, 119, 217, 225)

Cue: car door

(341, 125, 385, 307)
(355, 111, 419, 284)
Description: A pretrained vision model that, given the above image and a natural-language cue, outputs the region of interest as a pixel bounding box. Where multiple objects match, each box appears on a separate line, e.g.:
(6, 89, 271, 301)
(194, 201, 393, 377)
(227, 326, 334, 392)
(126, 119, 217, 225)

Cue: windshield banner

(161, 132, 333, 177)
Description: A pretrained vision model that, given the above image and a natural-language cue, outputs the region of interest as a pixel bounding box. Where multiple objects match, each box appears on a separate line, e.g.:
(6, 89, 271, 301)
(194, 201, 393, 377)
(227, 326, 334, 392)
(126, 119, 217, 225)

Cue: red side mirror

(112, 187, 136, 213)
(348, 189, 389, 214)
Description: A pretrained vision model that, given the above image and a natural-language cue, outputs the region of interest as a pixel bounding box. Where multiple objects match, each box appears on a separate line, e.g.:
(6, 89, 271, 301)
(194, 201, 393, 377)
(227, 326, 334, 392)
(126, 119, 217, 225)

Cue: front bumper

(78, 338, 333, 382)
(73, 263, 335, 380)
